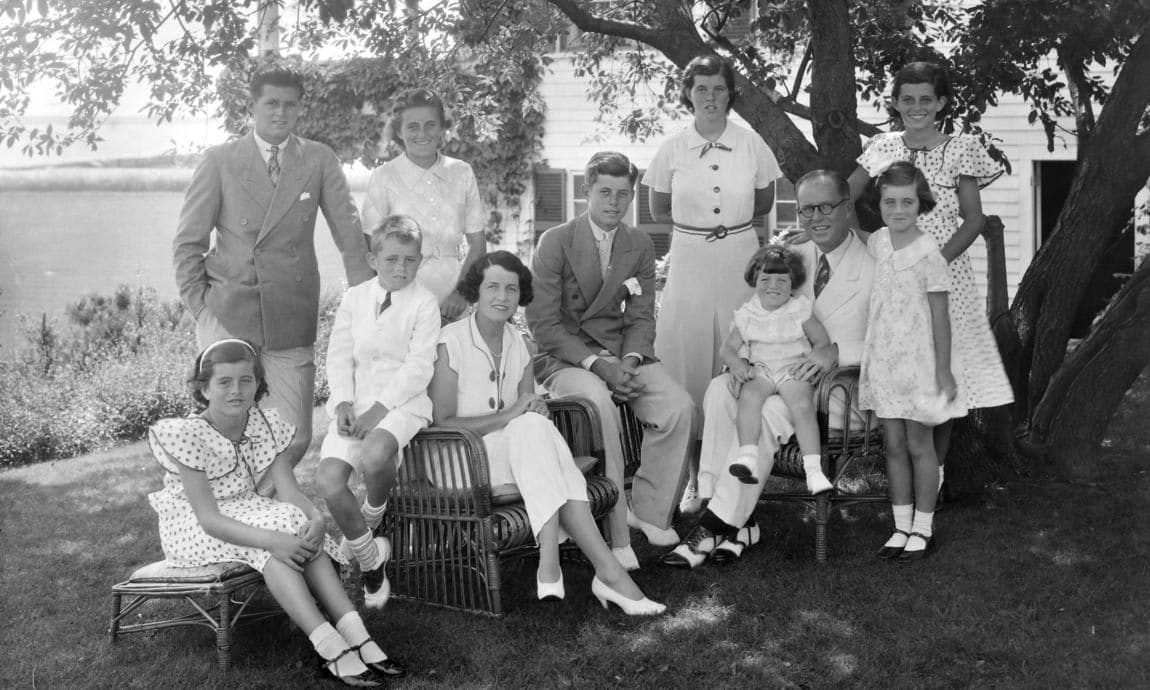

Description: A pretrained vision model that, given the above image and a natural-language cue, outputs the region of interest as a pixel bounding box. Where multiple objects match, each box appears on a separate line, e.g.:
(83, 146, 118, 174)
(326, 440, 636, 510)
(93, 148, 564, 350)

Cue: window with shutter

(636, 176, 672, 259)
(533, 170, 567, 242)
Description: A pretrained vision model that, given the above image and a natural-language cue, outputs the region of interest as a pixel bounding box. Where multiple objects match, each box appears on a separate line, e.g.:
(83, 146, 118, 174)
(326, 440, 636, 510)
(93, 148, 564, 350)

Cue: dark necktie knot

(699, 140, 732, 158)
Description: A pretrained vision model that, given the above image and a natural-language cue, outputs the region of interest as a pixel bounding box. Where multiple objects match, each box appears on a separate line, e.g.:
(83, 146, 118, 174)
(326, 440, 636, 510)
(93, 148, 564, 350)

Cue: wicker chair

(618, 366, 885, 561)
(109, 560, 280, 670)
(382, 397, 618, 616)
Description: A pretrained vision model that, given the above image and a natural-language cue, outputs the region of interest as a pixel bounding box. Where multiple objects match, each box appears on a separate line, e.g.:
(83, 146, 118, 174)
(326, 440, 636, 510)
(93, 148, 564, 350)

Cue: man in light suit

(528, 151, 695, 571)
(663, 169, 876, 567)
(174, 63, 373, 466)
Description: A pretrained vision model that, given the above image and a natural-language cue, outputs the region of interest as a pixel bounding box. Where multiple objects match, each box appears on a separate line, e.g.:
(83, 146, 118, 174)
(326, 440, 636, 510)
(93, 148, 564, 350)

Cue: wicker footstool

(109, 560, 280, 670)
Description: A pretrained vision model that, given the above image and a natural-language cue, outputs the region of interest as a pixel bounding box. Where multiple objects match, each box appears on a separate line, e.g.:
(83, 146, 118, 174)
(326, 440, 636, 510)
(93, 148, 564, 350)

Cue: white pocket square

(299, 192, 311, 201)
(623, 277, 642, 296)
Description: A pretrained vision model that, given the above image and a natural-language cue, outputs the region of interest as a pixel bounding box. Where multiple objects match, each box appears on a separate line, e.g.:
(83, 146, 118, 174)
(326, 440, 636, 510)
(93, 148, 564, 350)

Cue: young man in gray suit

(664, 169, 876, 568)
(174, 63, 373, 468)
(528, 151, 695, 571)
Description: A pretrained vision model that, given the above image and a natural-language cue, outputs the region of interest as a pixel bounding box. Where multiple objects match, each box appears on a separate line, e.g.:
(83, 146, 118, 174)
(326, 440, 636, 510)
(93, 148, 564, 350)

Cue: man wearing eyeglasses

(662, 169, 875, 568)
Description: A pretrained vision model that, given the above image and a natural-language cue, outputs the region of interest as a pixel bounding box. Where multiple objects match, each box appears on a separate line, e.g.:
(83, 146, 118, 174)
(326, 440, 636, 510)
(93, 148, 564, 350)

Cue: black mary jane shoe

(875, 529, 910, 560)
(317, 650, 383, 688)
(352, 644, 407, 678)
(897, 532, 937, 563)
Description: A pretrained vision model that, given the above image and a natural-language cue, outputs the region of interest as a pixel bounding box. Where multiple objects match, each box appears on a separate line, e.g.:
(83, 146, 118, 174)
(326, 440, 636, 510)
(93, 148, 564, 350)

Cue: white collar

(588, 216, 619, 243)
(817, 228, 857, 270)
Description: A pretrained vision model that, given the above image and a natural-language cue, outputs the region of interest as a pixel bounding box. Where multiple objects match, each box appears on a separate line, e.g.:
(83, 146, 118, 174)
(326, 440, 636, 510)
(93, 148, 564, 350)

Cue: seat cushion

(490, 455, 597, 506)
(127, 560, 254, 584)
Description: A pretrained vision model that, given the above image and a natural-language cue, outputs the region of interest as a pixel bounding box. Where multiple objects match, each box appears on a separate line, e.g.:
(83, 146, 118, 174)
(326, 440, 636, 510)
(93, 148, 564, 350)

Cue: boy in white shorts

(316, 215, 441, 608)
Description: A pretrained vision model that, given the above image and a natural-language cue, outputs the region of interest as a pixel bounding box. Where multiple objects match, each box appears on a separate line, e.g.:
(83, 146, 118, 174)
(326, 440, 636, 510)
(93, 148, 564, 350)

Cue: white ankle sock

(362, 500, 387, 531)
(802, 454, 823, 474)
(885, 504, 913, 548)
(737, 444, 757, 461)
(309, 622, 367, 676)
(346, 532, 382, 571)
(905, 509, 935, 551)
(335, 611, 387, 664)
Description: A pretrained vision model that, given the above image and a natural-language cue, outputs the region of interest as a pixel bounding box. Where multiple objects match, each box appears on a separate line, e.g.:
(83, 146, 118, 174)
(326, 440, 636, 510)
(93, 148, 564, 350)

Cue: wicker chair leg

(109, 593, 122, 641)
(814, 494, 830, 562)
(216, 594, 232, 671)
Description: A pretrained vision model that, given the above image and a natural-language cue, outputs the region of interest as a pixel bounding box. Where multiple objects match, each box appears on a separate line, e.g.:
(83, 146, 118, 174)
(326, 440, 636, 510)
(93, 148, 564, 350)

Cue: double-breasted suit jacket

(529, 214, 657, 379)
(174, 133, 372, 350)
(528, 213, 694, 531)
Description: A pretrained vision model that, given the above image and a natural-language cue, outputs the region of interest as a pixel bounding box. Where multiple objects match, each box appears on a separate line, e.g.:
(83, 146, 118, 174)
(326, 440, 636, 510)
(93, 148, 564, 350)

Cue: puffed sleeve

(951, 135, 1006, 189)
(856, 133, 898, 176)
(148, 418, 209, 474)
(924, 249, 950, 293)
(641, 138, 674, 193)
(752, 131, 781, 188)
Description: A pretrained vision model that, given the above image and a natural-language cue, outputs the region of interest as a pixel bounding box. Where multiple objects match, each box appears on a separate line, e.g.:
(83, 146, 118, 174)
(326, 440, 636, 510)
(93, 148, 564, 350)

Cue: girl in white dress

(722, 245, 833, 493)
(147, 339, 402, 686)
(849, 61, 1011, 494)
(360, 88, 487, 321)
(429, 252, 665, 616)
(859, 163, 961, 563)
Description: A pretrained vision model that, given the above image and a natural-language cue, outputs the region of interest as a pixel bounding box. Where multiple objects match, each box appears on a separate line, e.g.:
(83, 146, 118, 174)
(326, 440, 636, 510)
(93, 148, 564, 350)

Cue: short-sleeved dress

(732, 294, 813, 381)
(360, 153, 486, 303)
(859, 228, 967, 423)
(438, 316, 588, 538)
(642, 122, 781, 411)
(147, 408, 343, 571)
(857, 133, 1012, 408)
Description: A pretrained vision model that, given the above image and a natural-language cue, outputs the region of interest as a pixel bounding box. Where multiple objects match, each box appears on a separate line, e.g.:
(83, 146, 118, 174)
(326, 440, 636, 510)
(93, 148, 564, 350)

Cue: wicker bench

(382, 397, 617, 616)
(619, 365, 886, 561)
(109, 560, 280, 670)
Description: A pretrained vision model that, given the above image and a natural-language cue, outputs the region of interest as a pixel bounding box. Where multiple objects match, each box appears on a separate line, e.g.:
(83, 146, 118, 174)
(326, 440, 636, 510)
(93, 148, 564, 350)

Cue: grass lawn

(2, 404, 1148, 689)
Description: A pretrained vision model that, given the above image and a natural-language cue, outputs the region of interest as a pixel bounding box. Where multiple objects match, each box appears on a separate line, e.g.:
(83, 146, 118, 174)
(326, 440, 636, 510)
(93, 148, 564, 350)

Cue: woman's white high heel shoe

(591, 577, 666, 616)
(537, 573, 565, 601)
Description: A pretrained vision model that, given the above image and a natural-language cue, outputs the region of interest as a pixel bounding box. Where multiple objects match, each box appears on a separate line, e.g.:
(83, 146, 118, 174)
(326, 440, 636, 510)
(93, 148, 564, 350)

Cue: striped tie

(814, 254, 831, 298)
(267, 145, 280, 185)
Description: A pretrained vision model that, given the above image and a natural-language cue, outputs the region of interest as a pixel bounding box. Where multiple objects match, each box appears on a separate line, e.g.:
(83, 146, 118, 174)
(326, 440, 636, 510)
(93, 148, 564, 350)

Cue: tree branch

(546, 0, 680, 52)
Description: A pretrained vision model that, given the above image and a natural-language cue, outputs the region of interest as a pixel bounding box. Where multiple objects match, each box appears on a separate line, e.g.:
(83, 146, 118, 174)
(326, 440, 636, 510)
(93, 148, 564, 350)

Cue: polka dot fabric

(147, 408, 344, 571)
(858, 133, 1013, 409)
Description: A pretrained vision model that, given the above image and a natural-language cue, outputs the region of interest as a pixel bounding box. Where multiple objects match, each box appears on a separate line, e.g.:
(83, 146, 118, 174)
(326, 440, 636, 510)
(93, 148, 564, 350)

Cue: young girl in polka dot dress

(849, 61, 1012, 495)
(860, 162, 961, 561)
(147, 339, 403, 687)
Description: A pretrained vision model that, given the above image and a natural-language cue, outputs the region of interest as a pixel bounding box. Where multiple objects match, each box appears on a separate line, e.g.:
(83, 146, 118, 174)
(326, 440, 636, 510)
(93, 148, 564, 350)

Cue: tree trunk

(806, 0, 862, 179)
(1030, 257, 1150, 478)
(1008, 32, 1150, 424)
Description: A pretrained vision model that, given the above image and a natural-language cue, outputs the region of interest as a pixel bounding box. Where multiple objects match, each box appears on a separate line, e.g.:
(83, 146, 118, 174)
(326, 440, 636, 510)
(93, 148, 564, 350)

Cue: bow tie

(699, 140, 732, 158)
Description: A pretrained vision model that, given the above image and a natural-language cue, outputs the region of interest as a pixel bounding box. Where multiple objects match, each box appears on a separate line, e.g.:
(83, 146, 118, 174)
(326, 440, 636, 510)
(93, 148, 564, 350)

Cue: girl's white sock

(737, 444, 757, 460)
(802, 454, 823, 474)
(362, 500, 387, 531)
(336, 611, 388, 664)
(905, 509, 935, 552)
(309, 622, 368, 676)
(346, 531, 382, 571)
(885, 504, 914, 548)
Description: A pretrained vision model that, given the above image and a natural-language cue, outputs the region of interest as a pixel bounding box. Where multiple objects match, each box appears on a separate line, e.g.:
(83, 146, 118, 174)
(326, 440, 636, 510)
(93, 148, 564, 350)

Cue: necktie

(378, 292, 392, 316)
(814, 254, 831, 298)
(267, 145, 280, 185)
(596, 233, 612, 277)
(699, 140, 732, 158)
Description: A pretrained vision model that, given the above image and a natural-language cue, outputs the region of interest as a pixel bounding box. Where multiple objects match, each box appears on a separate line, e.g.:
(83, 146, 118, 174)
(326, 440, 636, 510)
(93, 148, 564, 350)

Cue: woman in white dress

(643, 55, 781, 507)
(361, 88, 487, 321)
(428, 251, 665, 615)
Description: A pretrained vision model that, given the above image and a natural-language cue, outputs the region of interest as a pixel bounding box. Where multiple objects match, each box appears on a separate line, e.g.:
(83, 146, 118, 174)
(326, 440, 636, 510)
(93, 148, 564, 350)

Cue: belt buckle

(708, 225, 729, 242)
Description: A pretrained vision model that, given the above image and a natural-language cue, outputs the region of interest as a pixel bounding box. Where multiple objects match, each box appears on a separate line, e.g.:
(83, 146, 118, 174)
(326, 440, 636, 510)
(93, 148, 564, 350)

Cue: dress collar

(395, 152, 446, 185)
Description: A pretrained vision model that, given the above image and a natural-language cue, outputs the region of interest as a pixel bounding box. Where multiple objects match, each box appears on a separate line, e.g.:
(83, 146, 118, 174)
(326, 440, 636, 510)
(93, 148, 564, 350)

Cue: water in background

(0, 190, 350, 352)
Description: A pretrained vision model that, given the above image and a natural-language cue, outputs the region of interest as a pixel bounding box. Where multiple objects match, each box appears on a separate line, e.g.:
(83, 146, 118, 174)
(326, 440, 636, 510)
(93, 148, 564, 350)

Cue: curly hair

(743, 245, 806, 289)
(876, 161, 937, 215)
(386, 88, 451, 148)
(188, 339, 268, 407)
(455, 251, 534, 306)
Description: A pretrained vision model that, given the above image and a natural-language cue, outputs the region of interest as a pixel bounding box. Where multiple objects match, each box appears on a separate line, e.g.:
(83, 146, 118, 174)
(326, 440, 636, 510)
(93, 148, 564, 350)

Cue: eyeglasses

(797, 198, 849, 219)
